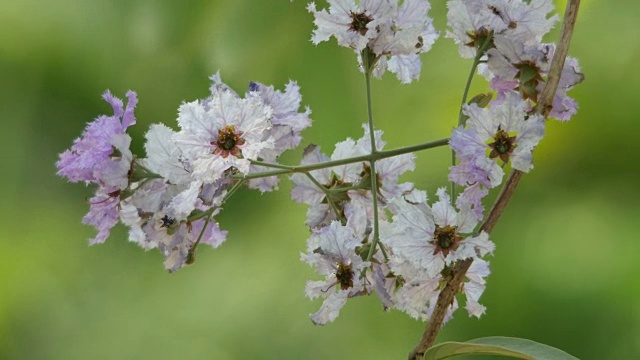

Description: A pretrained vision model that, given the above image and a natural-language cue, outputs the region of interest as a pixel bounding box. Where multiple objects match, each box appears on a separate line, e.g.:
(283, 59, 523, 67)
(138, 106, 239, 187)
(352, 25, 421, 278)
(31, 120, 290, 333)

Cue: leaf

(423, 336, 579, 360)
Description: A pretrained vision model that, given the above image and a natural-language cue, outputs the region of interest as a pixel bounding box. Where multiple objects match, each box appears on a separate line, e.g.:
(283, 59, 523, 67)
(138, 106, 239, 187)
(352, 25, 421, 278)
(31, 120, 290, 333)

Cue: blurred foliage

(1, 1, 639, 359)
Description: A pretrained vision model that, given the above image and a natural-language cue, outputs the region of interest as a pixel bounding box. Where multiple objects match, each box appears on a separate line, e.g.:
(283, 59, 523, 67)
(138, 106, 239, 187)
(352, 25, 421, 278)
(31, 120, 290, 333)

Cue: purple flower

(301, 221, 370, 325)
(57, 91, 138, 244)
(57, 91, 137, 184)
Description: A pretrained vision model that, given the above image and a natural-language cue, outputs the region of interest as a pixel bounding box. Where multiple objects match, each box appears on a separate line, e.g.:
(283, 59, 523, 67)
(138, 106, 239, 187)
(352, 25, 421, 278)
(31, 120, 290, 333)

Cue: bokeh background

(1, 1, 638, 359)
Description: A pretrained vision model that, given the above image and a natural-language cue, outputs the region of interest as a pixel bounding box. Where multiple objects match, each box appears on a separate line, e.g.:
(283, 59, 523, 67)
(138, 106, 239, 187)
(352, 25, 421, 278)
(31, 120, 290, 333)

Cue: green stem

(249, 160, 295, 171)
(236, 138, 449, 181)
(362, 70, 381, 262)
(186, 179, 245, 263)
(186, 213, 212, 265)
(304, 172, 343, 222)
(364, 57, 378, 156)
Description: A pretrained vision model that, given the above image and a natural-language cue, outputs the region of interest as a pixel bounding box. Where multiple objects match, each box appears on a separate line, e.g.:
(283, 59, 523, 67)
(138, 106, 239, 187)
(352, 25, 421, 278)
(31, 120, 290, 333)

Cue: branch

(408, 2, 581, 359)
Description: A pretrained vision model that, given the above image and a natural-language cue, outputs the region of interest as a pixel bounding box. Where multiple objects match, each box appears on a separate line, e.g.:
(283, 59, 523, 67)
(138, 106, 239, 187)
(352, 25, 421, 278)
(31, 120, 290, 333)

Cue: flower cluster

(293, 126, 494, 324)
(446, 0, 583, 220)
(446, 0, 583, 120)
(58, 0, 583, 331)
(57, 74, 312, 272)
(308, 0, 440, 83)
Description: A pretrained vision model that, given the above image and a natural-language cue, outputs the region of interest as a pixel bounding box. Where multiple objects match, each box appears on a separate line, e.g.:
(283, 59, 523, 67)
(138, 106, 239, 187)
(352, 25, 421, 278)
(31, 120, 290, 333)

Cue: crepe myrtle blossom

(485, 0, 558, 46)
(115, 122, 232, 271)
(174, 87, 274, 184)
(369, 0, 440, 83)
(291, 126, 414, 228)
(245, 79, 313, 192)
(450, 91, 546, 183)
(119, 173, 231, 272)
(291, 142, 364, 229)
(57, 91, 140, 244)
(446, 0, 558, 59)
(485, 36, 584, 120)
(308, 0, 439, 83)
(376, 248, 491, 321)
(57, 90, 138, 185)
(385, 256, 455, 322)
(464, 258, 491, 318)
(401, 259, 491, 320)
(143, 208, 227, 272)
(548, 56, 584, 121)
(142, 124, 192, 186)
(301, 221, 370, 325)
(381, 188, 494, 279)
(121, 200, 227, 272)
(307, 0, 395, 53)
(354, 126, 416, 200)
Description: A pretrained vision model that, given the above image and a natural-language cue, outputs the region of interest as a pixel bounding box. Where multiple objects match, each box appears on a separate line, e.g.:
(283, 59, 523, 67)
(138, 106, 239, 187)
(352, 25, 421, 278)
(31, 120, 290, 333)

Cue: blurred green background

(1, 1, 638, 359)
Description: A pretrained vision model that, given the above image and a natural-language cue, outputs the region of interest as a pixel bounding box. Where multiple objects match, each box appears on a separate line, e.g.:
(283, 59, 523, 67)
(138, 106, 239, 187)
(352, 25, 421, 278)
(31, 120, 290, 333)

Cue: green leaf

(423, 336, 579, 360)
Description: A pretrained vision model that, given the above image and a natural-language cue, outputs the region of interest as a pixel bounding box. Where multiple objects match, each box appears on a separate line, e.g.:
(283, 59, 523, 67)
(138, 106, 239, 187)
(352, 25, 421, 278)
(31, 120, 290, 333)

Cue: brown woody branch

(408, 1, 581, 359)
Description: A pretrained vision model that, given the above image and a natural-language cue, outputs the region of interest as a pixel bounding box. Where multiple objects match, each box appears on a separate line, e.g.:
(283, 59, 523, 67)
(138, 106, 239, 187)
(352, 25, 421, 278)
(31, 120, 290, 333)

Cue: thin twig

(408, 1, 581, 359)
(237, 138, 450, 181)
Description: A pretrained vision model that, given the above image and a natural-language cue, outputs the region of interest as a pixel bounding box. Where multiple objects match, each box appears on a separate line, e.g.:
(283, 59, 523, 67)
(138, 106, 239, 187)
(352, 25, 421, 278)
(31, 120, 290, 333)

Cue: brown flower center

(432, 225, 462, 257)
(335, 262, 354, 290)
(212, 125, 245, 158)
(349, 11, 373, 36)
(488, 128, 517, 163)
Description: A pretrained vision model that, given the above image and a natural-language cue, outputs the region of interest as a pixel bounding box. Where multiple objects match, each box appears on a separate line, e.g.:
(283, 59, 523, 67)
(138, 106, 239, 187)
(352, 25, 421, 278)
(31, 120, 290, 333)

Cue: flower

(385, 256, 445, 321)
(245, 79, 313, 192)
(485, 36, 584, 121)
(382, 188, 493, 278)
(307, 0, 395, 53)
(488, 0, 558, 46)
(290, 141, 365, 228)
(142, 124, 192, 185)
(57, 91, 139, 244)
(451, 91, 546, 179)
(119, 175, 230, 272)
(463, 259, 491, 318)
(308, 0, 439, 83)
(354, 126, 416, 200)
(291, 126, 414, 229)
(174, 88, 274, 184)
(301, 221, 370, 325)
(57, 90, 138, 185)
(446, 0, 557, 59)
(544, 51, 584, 121)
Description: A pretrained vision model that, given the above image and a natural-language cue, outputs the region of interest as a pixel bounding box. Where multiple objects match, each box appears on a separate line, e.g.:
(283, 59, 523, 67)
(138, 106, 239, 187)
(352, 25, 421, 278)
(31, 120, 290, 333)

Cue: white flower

(291, 141, 365, 228)
(309, 0, 439, 83)
(461, 91, 546, 172)
(355, 125, 416, 199)
(301, 221, 370, 325)
(489, 0, 558, 46)
(369, 0, 438, 56)
(446, 0, 506, 58)
(446, 0, 557, 59)
(307, 0, 395, 52)
(142, 124, 192, 185)
(463, 259, 491, 318)
(245, 80, 313, 192)
(397, 262, 453, 321)
(382, 188, 492, 278)
(174, 90, 273, 183)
